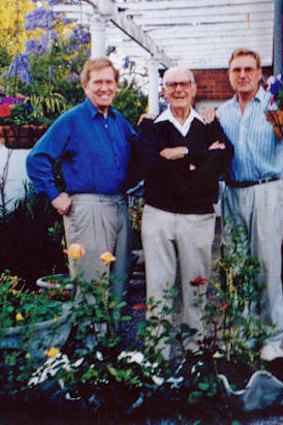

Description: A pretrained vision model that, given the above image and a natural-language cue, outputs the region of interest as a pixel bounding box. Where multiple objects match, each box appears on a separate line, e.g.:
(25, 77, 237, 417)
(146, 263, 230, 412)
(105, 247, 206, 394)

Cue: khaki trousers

(141, 204, 216, 356)
(222, 180, 283, 346)
(64, 193, 130, 302)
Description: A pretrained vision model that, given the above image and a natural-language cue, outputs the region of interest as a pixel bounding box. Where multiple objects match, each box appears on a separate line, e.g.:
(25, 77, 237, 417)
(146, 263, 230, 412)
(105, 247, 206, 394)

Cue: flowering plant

(0, 271, 65, 328)
(268, 73, 283, 110)
(266, 74, 283, 139)
(5, 235, 278, 421)
(0, 91, 67, 126)
(0, 270, 71, 392)
(28, 244, 176, 413)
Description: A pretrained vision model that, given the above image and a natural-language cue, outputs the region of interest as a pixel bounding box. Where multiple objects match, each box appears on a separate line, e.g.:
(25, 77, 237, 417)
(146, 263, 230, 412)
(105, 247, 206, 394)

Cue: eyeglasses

(230, 67, 257, 75)
(165, 81, 192, 90)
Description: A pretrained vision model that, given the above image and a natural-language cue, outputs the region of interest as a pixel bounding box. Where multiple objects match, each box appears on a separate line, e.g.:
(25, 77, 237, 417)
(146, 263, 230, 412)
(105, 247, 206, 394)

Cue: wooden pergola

(53, 0, 282, 114)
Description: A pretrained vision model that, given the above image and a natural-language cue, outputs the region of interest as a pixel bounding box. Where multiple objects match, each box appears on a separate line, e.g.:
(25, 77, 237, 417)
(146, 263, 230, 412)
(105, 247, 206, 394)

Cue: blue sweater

(26, 98, 136, 201)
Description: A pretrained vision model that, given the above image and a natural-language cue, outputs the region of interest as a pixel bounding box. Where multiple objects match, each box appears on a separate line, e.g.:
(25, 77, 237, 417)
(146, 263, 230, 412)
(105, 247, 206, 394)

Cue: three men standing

(27, 51, 283, 362)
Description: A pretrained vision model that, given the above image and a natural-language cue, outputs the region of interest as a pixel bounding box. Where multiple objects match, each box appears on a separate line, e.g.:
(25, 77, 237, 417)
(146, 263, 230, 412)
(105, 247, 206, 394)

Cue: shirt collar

(154, 106, 204, 137)
(85, 98, 116, 118)
(232, 85, 266, 105)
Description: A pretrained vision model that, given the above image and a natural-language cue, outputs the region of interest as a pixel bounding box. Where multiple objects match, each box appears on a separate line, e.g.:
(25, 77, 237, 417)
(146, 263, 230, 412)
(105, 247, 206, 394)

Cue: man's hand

(200, 108, 217, 124)
(160, 147, 188, 160)
(209, 141, 226, 150)
(137, 113, 156, 126)
(51, 192, 72, 216)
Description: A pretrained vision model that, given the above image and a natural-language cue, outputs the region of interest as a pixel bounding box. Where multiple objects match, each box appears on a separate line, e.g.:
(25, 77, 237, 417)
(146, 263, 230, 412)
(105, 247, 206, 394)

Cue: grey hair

(162, 66, 195, 87)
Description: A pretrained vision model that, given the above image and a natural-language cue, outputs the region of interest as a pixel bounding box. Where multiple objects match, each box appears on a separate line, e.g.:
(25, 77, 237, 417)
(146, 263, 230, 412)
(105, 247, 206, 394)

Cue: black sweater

(136, 117, 233, 214)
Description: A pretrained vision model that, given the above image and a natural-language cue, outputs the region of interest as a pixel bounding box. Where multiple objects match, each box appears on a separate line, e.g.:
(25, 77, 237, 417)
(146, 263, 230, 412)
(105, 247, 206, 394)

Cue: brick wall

(194, 66, 273, 102)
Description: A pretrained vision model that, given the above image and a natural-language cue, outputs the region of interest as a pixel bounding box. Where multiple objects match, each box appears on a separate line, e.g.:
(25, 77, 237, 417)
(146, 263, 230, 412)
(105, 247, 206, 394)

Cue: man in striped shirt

(217, 48, 283, 361)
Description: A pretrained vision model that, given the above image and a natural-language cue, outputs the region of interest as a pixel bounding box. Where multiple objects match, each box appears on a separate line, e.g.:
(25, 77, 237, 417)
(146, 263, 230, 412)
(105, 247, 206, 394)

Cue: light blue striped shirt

(217, 86, 283, 182)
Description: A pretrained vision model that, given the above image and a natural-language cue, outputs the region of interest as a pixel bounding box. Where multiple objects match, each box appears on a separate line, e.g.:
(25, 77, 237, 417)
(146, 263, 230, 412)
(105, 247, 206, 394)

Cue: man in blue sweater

(26, 57, 136, 302)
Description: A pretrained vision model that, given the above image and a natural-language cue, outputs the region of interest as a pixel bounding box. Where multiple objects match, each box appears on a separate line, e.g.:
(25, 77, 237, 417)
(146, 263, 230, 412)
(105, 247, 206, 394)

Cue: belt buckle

(258, 177, 269, 184)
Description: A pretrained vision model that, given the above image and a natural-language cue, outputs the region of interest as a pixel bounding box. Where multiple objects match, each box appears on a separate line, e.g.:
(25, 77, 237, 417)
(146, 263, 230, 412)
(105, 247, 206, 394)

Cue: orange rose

(100, 251, 116, 264)
(64, 243, 85, 260)
(45, 347, 60, 358)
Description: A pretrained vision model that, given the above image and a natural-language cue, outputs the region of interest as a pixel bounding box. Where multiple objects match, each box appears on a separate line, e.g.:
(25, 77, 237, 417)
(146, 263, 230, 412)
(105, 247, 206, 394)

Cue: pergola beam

(53, 1, 173, 67)
(93, 0, 173, 67)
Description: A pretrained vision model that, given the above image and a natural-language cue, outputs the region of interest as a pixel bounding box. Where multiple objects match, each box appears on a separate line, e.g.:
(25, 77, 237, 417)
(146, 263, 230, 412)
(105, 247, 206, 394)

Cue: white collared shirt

(154, 106, 205, 137)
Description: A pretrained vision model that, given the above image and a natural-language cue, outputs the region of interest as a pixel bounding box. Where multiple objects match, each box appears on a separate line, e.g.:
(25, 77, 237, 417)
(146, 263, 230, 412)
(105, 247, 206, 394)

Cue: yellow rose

(45, 347, 60, 358)
(64, 243, 85, 260)
(16, 312, 24, 321)
(100, 251, 116, 264)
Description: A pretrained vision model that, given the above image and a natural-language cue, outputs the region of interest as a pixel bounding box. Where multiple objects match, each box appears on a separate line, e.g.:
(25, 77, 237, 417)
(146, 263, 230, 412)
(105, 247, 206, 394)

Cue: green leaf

(121, 315, 132, 321)
(188, 391, 202, 404)
(107, 365, 118, 377)
(6, 306, 14, 312)
(198, 381, 210, 391)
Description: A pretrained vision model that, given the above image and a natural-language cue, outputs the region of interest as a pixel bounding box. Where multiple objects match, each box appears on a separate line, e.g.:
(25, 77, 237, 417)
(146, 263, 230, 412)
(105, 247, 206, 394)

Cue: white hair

(162, 66, 195, 87)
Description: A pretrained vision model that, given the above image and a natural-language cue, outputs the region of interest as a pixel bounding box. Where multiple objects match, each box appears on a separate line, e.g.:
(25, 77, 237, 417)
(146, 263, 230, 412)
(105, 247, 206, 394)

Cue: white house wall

(0, 145, 29, 213)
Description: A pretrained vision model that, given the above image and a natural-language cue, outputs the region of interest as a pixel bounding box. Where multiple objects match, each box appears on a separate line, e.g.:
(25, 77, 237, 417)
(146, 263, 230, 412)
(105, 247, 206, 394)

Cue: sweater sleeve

(188, 119, 233, 179)
(129, 118, 160, 185)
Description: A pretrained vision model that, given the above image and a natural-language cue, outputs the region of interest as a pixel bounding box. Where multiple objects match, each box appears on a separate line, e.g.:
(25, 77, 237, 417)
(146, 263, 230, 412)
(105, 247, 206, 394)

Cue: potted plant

(0, 269, 71, 388)
(265, 73, 283, 139)
(36, 273, 74, 291)
(0, 90, 67, 149)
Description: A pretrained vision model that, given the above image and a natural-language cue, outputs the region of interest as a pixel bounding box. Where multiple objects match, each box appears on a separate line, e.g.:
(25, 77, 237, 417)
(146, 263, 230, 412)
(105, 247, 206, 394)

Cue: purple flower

(25, 39, 46, 55)
(25, 32, 58, 55)
(8, 54, 33, 85)
(31, 0, 81, 5)
(67, 26, 91, 52)
(268, 74, 283, 110)
(123, 56, 130, 70)
(46, 0, 81, 4)
(0, 97, 25, 106)
(25, 7, 60, 31)
(270, 79, 282, 96)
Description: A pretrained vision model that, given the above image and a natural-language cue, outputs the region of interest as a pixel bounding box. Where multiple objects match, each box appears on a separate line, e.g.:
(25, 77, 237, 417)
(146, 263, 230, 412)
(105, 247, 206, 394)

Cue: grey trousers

(222, 180, 283, 346)
(63, 193, 130, 302)
(141, 204, 216, 355)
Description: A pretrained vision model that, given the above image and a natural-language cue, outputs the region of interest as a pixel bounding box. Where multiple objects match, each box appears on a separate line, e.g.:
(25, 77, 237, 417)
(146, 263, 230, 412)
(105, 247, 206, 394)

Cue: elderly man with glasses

(138, 66, 233, 358)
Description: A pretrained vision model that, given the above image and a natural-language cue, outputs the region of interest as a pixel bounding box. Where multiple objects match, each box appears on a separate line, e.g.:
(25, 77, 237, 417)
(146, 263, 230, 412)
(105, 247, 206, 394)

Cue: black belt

(227, 177, 279, 188)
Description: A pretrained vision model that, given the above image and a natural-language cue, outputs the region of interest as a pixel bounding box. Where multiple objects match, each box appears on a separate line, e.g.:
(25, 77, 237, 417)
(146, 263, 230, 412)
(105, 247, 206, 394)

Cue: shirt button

(105, 124, 108, 128)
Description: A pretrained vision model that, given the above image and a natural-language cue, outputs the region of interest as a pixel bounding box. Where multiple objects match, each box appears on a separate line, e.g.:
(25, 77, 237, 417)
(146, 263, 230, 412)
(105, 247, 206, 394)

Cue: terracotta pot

(265, 110, 283, 139)
(0, 124, 48, 149)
